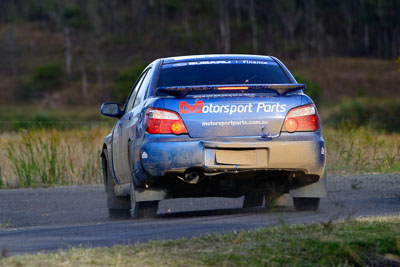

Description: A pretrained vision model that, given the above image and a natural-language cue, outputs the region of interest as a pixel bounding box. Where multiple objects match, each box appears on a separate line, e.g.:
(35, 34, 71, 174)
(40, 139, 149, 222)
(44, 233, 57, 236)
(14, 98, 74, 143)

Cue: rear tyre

(243, 193, 264, 208)
(102, 150, 131, 219)
(130, 179, 159, 219)
(293, 197, 320, 211)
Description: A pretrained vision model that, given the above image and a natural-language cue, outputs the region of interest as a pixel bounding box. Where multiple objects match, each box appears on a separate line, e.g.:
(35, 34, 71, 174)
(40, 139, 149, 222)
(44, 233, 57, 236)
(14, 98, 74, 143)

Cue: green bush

(14, 111, 58, 130)
(326, 97, 400, 132)
(28, 64, 64, 94)
(62, 4, 92, 30)
(294, 74, 323, 106)
(112, 63, 147, 103)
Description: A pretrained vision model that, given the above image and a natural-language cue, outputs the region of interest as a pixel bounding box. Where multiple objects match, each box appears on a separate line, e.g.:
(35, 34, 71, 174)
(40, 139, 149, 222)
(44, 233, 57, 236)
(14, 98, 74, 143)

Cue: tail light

(283, 104, 319, 133)
(146, 108, 188, 135)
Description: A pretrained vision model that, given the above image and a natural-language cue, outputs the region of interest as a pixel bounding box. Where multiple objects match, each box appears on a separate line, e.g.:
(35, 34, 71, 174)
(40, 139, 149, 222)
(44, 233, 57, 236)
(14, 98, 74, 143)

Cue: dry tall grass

(0, 127, 110, 188)
(325, 127, 400, 173)
(0, 126, 399, 188)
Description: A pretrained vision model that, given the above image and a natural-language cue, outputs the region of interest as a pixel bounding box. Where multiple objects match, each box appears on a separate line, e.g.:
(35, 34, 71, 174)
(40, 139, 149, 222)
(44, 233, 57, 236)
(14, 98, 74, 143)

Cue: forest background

(0, 0, 400, 187)
(0, 0, 399, 107)
(1, 2, 400, 264)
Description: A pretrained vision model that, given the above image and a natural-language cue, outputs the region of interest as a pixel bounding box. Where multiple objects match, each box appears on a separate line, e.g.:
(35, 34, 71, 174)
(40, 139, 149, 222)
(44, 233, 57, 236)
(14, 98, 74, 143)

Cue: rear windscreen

(157, 61, 291, 87)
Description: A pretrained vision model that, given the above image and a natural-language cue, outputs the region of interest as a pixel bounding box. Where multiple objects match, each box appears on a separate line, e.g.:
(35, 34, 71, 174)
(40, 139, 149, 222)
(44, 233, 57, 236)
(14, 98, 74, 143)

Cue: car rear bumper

(139, 131, 326, 180)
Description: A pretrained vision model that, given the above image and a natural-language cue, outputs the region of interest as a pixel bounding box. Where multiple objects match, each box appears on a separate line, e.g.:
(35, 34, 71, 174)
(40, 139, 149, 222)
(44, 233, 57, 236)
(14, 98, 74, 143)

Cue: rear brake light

(283, 104, 319, 133)
(217, 86, 249, 90)
(146, 108, 188, 135)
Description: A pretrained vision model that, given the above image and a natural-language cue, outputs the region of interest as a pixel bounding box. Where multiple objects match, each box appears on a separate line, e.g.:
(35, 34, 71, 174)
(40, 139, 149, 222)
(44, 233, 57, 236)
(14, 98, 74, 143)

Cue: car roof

(162, 54, 274, 65)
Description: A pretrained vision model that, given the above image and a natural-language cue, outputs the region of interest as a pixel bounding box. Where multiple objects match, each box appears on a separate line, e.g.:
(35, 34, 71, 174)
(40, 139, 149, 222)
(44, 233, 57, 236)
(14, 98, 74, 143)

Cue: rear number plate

(216, 150, 257, 165)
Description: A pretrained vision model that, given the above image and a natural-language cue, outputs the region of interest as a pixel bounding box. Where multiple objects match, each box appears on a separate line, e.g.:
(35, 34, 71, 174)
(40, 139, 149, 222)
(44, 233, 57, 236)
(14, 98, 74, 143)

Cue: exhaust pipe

(185, 171, 200, 182)
(182, 168, 204, 184)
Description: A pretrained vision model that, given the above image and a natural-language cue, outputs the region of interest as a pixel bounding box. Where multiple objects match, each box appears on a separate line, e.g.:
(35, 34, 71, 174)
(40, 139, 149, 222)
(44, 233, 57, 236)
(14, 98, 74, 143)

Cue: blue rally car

(101, 54, 326, 219)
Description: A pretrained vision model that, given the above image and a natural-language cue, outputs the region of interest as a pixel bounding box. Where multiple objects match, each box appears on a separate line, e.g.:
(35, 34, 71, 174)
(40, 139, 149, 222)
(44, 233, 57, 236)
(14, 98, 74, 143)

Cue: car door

(120, 67, 154, 183)
(112, 70, 149, 183)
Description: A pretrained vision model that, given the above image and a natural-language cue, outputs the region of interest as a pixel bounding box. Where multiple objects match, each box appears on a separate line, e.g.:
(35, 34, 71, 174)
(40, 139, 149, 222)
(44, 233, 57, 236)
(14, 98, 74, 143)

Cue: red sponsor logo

(179, 101, 204, 114)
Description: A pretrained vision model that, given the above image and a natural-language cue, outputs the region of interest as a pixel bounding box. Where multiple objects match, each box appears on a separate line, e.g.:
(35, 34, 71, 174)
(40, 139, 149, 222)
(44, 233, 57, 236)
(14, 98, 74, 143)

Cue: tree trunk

(342, 1, 353, 55)
(276, 1, 301, 49)
(183, 1, 192, 52)
(131, 0, 148, 36)
(392, 29, 397, 59)
(5, 25, 18, 76)
(234, 0, 242, 26)
(317, 22, 324, 57)
(81, 65, 88, 100)
(131, 0, 138, 30)
(308, 0, 317, 55)
(96, 64, 104, 94)
(249, 0, 258, 54)
(361, 0, 369, 55)
(218, 0, 230, 53)
(363, 23, 369, 55)
(106, 1, 118, 36)
(64, 26, 72, 79)
(394, 28, 399, 58)
(183, 1, 191, 35)
(159, 0, 166, 34)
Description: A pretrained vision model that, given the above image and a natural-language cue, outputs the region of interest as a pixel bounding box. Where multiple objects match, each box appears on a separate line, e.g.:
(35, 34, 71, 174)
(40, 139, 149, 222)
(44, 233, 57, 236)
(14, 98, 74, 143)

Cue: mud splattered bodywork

(101, 54, 326, 217)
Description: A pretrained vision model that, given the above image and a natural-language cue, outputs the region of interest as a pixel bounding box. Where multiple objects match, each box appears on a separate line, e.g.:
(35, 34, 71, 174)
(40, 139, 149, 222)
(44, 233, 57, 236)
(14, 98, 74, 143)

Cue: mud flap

(134, 187, 170, 201)
(115, 181, 170, 201)
(289, 171, 327, 198)
(129, 171, 170, 202)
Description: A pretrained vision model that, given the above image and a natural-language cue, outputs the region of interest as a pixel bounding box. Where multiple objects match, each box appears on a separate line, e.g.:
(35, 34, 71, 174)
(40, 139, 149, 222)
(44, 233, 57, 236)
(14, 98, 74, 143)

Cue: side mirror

(100, 103, 122, 118)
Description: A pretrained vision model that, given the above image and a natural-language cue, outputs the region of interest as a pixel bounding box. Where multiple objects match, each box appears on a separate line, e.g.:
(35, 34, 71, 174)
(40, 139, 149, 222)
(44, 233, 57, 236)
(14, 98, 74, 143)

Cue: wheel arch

(101, 144, 109, 188)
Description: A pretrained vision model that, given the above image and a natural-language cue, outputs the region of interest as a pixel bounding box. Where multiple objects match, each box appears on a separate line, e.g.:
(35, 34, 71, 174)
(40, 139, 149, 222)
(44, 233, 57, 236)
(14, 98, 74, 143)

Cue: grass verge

(0, 127, 109, 187)
(0, 126, 399, 187)
(325, 126, 400, 174)
(1, 216, 399, 266)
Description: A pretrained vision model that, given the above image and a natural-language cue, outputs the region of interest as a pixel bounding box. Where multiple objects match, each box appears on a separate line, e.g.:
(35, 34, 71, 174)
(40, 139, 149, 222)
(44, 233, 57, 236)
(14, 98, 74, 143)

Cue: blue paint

(100, 54, 326, 188)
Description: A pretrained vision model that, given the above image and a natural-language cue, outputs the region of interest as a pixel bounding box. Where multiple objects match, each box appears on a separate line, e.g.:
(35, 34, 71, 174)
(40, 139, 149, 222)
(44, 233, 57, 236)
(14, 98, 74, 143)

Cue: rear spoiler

(156, 84, 306, 98)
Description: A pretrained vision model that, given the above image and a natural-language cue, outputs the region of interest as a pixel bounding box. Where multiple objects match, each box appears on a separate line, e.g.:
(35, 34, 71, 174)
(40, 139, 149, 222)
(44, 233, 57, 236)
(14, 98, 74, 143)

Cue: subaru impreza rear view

(100, 54, 327, 219)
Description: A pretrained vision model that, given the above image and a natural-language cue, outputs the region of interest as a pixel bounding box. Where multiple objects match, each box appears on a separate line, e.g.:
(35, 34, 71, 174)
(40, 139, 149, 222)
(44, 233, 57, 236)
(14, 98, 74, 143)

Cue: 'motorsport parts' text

(180, 100, 287, 114)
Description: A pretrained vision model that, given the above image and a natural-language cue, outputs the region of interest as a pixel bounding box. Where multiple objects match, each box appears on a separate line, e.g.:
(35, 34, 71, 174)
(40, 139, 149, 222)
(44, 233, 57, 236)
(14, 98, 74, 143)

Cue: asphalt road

(0, 173, 399, 255)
